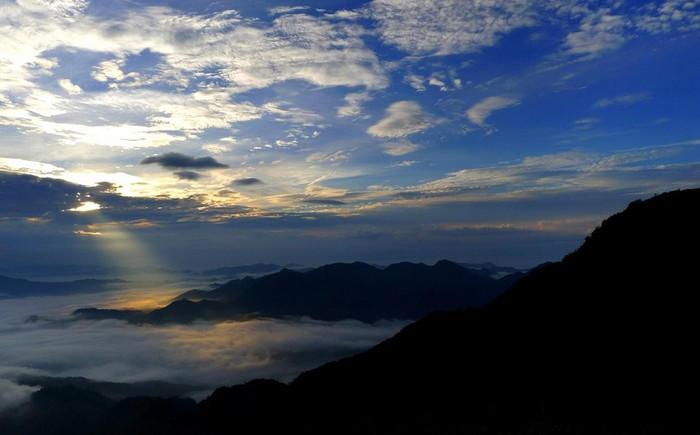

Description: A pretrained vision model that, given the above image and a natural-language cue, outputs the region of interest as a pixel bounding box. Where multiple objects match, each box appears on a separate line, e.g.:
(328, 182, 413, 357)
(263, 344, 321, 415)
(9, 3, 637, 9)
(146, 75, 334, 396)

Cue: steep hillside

(285, 188, 700, 433)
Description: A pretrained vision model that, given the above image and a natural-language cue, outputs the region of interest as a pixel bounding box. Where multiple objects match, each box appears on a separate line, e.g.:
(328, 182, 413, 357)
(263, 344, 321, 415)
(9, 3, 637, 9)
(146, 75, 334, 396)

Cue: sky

(1, 0, 699, 271)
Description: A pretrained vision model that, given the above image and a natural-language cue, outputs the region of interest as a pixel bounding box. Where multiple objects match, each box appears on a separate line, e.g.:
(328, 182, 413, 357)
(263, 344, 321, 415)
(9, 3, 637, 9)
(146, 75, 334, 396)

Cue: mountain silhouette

(280, 188, 700, 433)
(75, 260, 518, 324)
(3, 188, 699, 434)
(180, 187, 700, 433)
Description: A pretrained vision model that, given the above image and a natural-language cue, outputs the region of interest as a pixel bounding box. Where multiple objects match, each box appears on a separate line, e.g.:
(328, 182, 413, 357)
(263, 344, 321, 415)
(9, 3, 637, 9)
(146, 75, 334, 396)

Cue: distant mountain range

(3, 187, 698, 434)
(73, 260, 523, 324)
(0, 275, 124, 299)
(15, 375, 205, 402)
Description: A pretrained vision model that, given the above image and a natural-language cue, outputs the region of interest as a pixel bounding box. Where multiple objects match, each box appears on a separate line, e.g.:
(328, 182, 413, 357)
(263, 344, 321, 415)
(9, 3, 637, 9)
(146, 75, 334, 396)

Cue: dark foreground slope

(3, 188, 698, 434)
(190, 188, 700, 434)
(283, 188, 700, 434)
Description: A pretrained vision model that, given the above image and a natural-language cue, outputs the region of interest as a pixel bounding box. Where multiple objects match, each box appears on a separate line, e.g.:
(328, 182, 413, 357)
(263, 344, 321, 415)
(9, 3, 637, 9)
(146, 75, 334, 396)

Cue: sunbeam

(69, 206, 186, 310)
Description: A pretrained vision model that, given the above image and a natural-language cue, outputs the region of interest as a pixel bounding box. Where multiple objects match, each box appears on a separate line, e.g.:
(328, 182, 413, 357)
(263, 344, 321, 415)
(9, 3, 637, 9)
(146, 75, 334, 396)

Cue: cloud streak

(594, 93, 651, 108)
(232, 178, 264, 186)
(465, 96, 520, 127)
(367, 101, 433, 138)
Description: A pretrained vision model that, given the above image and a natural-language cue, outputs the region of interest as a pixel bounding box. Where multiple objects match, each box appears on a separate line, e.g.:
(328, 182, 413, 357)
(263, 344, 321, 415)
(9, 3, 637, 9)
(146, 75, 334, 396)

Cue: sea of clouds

(0, 280, 409, 410)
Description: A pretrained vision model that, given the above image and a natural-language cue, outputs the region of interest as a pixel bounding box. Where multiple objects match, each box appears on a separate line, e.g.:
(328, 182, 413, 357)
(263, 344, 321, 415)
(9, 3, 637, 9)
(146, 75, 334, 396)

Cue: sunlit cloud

(57, 78, 83, 95)
(0, 158, 64, 177)
(69, 201, 101, 213)
(367, 101, 433, 138)
(380, 141, 423, 156)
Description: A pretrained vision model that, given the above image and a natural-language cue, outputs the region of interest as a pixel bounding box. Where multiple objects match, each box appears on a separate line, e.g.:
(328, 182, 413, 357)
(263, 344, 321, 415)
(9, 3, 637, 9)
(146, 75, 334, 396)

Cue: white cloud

(0, 158, 65, 177)
(635, 0, 700, 34)
(370, 0, 536, 55)
(428, 76, 447, 91)
(203, 143, 233, 154)
(337, 91, 372, 118)
(264, 102, 323, 127)
(0, 378, 39, 413)
(391, 160, 418, 167)
(380, 141, 423, 156)
(367, 101, 433, 138)
(465, 96, 520, 127)
(0, 2, 388, 152)
(563, 10, 628, 57)
(58, 79, 83, 95)
(405, 74, 426, 92)
(1, 87, 261, 148)
(23, 0, 89, 20)
(268, 6, 311, 16)
(91, 60, 143, 88)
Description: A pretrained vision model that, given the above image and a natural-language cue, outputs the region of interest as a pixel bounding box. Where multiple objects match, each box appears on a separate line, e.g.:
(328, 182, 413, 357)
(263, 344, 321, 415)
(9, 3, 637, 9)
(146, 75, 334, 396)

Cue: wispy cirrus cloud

(465, 96, 520, 128)
(380, 141, 423, 156)
(594, 93, 651, 108)
(395, 141, 700, 204)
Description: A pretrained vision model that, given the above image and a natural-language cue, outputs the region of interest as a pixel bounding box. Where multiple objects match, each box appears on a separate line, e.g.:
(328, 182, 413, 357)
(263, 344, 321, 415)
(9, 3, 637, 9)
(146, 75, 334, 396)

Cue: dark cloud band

(232, 178, 263, 186)
(140, 153, 229, 170)
(174, 171, 204, 180)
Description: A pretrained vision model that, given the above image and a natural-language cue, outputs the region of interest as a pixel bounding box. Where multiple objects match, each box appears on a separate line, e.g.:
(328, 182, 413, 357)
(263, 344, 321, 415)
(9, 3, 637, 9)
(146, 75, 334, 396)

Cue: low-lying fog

(0, 274, 409, 410)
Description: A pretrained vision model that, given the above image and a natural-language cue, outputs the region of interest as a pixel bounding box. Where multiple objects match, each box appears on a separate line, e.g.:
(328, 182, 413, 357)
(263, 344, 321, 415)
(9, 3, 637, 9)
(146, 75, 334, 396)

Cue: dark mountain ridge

(3, 188, 698, 434)
(74, 259, 519, 324)
(280, 188, 700, 433)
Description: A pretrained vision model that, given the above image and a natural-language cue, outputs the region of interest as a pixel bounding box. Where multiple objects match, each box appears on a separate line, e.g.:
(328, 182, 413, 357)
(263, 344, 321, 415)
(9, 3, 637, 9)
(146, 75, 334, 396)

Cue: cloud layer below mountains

(0, 288, 409, 405)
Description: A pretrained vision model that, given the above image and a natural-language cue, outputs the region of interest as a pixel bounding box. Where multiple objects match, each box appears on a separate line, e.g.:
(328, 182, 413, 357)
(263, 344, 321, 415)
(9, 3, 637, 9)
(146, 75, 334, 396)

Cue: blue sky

(1, 0, 698, 271)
